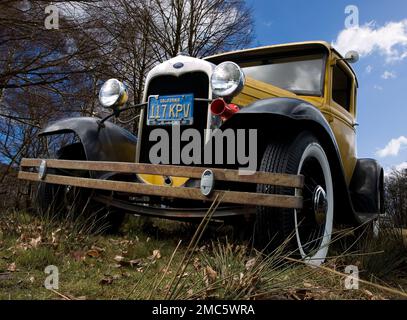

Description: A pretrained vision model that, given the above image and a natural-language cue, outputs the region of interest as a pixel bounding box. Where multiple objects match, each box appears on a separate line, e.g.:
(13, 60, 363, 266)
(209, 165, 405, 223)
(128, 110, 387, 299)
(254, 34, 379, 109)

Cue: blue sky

(248, 0, 407, 173)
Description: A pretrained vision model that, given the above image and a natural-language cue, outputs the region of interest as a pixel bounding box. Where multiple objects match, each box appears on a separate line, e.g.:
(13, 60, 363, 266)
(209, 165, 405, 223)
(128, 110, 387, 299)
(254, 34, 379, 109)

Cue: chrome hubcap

(313, 185, 327, 225)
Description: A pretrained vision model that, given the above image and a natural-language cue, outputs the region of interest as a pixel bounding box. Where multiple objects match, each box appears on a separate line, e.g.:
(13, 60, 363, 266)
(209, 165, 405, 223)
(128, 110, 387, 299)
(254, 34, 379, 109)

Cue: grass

(1, 208, 407, 300)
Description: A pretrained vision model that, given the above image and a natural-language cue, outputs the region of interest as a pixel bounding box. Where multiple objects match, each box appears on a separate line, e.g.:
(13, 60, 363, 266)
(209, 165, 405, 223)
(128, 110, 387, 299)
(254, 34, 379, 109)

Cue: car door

(328, 59, 358, 185)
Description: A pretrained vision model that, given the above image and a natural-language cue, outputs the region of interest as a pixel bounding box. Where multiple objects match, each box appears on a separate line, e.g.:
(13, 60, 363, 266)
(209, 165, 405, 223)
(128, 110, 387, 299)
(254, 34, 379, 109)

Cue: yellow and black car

(19, 41, 384, 265)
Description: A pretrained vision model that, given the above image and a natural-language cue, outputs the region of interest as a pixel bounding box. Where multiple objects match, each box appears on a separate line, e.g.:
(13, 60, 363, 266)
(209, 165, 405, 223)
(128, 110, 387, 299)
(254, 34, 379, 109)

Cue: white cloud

(17, 0, 31, 11)
(58, 2, 88, 20)
(395, 162, 407, 171)
(381, 71, 396, 79)
(365, 65, 373, 74)
(385, 162, 407, 176)
(376, 136, 407, 157)
(262, 21, 273, 28)
(373, 85, 383, 90)
(332, 20, 407, 63)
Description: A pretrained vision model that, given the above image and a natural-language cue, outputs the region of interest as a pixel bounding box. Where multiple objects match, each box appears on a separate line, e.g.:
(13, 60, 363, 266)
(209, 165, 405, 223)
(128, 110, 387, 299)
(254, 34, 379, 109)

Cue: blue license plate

(147, 94, 194, 126)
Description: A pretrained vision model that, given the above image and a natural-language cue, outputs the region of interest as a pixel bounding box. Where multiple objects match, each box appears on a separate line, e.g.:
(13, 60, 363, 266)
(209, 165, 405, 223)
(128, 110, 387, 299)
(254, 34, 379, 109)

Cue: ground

(0, 211, 406, 300)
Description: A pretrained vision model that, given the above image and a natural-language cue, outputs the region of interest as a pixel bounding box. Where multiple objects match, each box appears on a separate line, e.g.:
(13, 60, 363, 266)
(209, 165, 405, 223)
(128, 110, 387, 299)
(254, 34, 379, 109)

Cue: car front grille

(139, 72, 209, 165)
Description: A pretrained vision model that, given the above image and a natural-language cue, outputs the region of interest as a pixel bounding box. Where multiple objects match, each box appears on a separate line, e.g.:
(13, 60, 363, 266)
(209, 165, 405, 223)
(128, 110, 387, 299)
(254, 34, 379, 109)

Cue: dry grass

(1, 208, 407, 300)
(402, 229, 407, 245)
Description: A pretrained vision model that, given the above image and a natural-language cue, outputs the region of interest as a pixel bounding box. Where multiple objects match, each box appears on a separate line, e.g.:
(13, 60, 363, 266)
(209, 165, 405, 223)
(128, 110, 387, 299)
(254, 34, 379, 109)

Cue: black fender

(223, 97, 359, 225)
(349, 159, 384, 215)
(39, 117, 137, 178)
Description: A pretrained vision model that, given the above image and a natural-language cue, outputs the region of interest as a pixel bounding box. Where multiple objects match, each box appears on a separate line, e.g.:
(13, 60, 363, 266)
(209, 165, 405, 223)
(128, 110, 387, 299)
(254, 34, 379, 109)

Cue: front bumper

(18, 158, 304, 217)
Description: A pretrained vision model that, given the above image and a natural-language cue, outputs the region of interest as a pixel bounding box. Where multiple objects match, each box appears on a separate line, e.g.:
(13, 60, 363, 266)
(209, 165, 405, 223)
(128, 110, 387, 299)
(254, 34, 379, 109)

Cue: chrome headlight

(98, 79, 128, 108)
(210, 62, 245, 97)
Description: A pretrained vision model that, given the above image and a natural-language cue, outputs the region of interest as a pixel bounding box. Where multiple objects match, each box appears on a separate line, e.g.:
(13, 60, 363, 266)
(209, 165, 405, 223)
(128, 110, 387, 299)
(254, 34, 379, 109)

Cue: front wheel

(254, 131, 334, 266)
(35, 143, 125, 233)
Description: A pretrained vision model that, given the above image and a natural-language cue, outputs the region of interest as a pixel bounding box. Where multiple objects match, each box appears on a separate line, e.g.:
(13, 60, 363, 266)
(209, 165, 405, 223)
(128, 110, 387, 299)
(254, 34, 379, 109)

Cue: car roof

(205, 41, 357, 82)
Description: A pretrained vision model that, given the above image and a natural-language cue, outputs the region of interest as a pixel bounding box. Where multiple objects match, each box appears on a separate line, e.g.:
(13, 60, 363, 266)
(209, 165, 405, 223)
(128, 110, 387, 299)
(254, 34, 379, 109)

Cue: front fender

(223, 97, 358, 224)
(229, 97, 336, 141)
(223, 97, 341, 167)
(40, 117, 137, 164)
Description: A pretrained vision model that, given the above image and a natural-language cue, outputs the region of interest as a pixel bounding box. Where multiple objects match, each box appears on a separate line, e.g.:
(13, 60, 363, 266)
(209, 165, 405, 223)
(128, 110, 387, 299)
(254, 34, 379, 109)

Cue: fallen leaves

(161, 266, 172, 275)
(245, 258, 256, 271)
(86, 249, 100, 258)
(114, 255, 125, 263)
(99, 274, 123, 286)
(204, 266, 217, 285)
(15, 234, 42, 250)
(71, 250, 86, 262)
(149, 249, 161, 260)
(128, 259, 143, 267)
(113, 255, 143, 268)
(51, 228, 61, 244)
(92, 245, 105, 253)
(100, 276, 114, 285)
(289, 289, 313, 300)
(7, 262, 16, 272)
(86, 245, 105, 258)
(363, 289, 385, 300)
(153, 249, 161, 259)
(193, 257, 201, 271)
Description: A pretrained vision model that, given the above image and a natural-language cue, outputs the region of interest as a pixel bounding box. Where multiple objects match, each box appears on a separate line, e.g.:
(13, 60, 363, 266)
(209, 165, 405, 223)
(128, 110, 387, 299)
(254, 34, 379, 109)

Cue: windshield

(241, 54, 326, 96)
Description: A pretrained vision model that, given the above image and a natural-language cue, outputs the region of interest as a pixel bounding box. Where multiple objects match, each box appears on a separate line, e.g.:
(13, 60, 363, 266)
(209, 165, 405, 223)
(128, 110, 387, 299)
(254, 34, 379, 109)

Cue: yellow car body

(22, 41, 384, 261)
(31, 40, 383, 227)
(140, 41, 357, 187)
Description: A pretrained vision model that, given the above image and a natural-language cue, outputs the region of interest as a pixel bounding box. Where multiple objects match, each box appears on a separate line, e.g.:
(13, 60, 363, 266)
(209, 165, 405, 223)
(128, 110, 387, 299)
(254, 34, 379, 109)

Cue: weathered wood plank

(20, 158, 304, 188)
(18, 171, 303, 209)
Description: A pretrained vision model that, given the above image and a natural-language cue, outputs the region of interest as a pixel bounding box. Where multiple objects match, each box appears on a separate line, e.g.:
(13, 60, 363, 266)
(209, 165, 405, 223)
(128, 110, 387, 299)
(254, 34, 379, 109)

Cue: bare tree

(147, 0, 254, 60)
(0, 0, 107, 200)
(82, 0, 254, 130)
(0, 0, 255, 208)
(385, 169, 407, 227)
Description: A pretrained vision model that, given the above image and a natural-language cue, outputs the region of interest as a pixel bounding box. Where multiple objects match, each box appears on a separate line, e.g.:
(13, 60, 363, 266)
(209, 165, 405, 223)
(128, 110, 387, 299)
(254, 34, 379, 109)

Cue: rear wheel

(254, 131, 334, 266)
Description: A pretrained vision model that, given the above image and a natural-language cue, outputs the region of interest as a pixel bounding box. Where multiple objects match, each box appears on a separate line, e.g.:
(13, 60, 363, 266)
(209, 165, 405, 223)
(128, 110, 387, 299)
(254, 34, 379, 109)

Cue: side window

(332, 65, 352, 112)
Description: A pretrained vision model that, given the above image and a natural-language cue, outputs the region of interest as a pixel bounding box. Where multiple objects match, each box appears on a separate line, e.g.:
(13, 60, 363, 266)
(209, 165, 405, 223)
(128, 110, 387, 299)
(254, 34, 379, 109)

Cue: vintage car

(18, 41, 384, 265)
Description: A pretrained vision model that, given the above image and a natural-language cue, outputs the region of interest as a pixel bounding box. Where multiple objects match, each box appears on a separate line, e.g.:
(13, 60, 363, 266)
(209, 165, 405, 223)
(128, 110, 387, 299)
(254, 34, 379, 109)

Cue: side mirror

(344, 50, 359, 64)
(333, 51, 360, 65)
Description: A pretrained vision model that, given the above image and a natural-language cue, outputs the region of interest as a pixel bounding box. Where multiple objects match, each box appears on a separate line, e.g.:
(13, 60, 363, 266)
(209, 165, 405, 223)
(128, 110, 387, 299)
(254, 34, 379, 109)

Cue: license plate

(147, 94, 194, 126)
